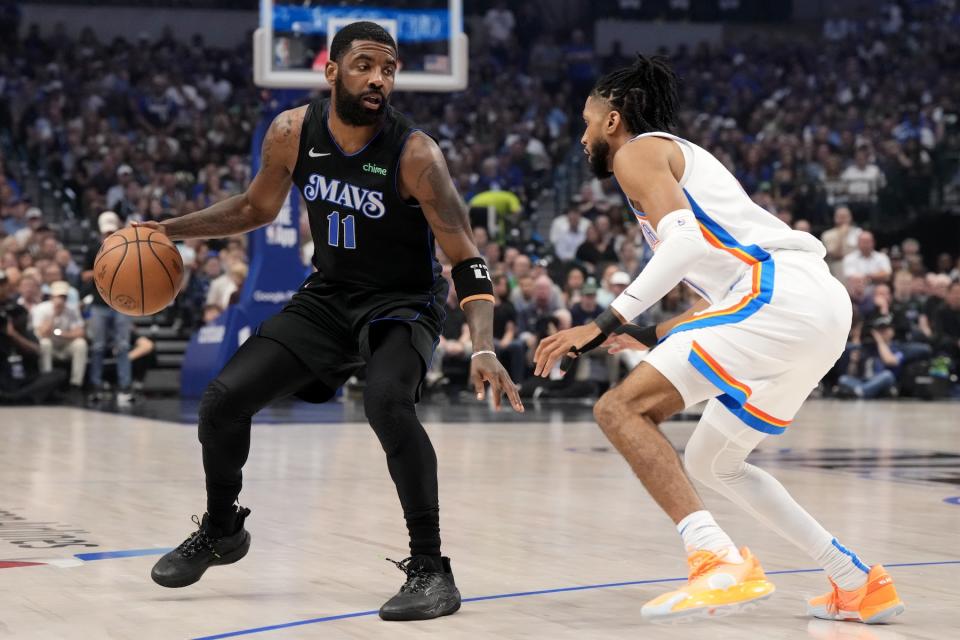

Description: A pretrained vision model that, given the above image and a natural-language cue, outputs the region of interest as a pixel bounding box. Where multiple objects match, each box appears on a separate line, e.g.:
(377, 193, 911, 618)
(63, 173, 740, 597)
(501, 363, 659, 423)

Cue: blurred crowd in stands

(1, 0, 958, 405)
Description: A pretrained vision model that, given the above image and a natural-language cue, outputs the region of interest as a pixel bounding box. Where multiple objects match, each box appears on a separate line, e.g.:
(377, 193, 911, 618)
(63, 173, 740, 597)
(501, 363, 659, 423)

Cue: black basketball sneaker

(151, 507, 252, 588)
(379, 556, 461, 621)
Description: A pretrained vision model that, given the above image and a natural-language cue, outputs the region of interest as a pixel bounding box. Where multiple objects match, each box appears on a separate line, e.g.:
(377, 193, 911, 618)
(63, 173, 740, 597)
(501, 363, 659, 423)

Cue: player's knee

(593, 390, 621, 429)
(363, 379, 416, 442)
(683, 435, 713, 486)
(684, 434, 745, 487)
(198, 379, 245, 444)
(594, 387, 664, 432)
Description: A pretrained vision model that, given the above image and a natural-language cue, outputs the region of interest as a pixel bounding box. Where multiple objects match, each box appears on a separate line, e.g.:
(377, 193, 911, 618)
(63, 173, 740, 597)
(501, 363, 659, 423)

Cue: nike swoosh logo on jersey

(308, 148, 331, 158)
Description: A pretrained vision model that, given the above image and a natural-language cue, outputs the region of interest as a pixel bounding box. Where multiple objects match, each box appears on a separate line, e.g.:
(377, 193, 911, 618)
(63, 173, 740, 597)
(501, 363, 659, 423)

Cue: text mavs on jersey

(302, 173, 386, 219)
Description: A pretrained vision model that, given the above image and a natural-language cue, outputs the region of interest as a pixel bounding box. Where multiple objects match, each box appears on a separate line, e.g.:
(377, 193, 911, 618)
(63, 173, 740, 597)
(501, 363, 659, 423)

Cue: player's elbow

(244, 194, 279, 226)
(666, 227, 711, 265)
(656, 209, 709, 263)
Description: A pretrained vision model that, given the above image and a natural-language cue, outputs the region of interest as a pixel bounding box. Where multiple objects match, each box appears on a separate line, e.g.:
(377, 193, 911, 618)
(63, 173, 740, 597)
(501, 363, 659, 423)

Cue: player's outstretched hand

(471, 353, 524, 413)
(602, 332, 646, 355)
(534, 324, 601, 377)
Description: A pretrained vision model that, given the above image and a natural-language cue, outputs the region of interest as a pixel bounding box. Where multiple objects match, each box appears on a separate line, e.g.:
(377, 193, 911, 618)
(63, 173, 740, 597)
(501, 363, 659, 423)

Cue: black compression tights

(198, 326, 441, 556)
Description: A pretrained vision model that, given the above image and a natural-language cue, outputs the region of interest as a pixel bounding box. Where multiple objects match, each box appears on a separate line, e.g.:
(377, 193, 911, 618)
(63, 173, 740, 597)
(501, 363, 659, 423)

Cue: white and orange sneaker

(807, 565, 904, 624)
(641, 547, 775, 623)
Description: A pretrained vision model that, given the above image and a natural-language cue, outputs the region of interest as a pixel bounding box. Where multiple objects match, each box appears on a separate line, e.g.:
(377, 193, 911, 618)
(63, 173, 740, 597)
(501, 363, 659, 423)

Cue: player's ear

(324, 60, 338, 88)
(605, 110, 622, 135)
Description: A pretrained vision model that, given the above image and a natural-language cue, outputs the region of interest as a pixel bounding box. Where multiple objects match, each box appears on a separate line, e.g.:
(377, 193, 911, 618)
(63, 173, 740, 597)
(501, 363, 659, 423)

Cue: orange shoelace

(822, 580, 843, 615)
(687, 550, 728, 582)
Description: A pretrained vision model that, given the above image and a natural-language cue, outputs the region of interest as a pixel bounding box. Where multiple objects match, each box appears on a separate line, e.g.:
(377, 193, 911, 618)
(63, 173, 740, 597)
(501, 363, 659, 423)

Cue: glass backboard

(254, 0, 467, 92)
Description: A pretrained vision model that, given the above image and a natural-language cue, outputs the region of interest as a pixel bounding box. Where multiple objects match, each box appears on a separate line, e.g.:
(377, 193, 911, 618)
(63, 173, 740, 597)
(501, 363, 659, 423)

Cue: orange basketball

(93, 226, 184, 316)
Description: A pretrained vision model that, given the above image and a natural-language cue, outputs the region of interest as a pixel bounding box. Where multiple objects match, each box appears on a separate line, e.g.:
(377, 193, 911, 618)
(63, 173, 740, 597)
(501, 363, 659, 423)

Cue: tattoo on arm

(161, 110, 297, 240)
(416, 161, 470, 234)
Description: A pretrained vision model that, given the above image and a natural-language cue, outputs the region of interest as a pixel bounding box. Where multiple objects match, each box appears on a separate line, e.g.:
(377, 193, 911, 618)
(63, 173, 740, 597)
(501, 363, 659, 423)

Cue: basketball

(93, 226, 183, 316)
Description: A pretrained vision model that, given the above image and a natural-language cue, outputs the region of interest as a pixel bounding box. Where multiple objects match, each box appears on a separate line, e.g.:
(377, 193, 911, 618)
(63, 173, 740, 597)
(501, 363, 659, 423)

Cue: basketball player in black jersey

(140, 22, 523, 621)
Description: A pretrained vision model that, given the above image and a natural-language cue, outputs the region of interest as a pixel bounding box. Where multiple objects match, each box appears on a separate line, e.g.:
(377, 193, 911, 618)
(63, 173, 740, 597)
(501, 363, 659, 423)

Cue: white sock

(676, 510, 744, 563)
(815, 538, 869, 591)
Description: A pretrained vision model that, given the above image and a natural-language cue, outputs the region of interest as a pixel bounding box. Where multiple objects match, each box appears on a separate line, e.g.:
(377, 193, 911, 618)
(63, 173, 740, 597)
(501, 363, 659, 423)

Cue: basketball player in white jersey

(535, 56, 905, 623)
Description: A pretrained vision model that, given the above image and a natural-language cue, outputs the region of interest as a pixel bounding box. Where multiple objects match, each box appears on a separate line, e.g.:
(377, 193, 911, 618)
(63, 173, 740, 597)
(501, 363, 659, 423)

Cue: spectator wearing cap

(570, 278, 604, 327)
(106, 164, 135, 212)
(868, 281, 932, 365)
(837, 314, 903, 399)
(842, 232, 891, 284)
(82, 211, 133, 405)
(32, 280, 87, 394)
(599, 270, 631, 309)
(13, 206, 44, 247)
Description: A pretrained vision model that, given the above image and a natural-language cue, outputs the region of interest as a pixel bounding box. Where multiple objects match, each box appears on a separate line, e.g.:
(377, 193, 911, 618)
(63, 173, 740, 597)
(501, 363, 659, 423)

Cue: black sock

(207, 504, 238, 535)
(406, 507, 441, 557)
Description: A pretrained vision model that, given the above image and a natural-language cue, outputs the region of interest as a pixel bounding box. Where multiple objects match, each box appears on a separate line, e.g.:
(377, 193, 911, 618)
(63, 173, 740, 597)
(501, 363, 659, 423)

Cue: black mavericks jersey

(293, 99, 442, 292)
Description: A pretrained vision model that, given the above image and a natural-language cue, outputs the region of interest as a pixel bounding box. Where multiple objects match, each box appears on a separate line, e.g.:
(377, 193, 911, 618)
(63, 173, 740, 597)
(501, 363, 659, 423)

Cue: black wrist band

(613, 324, 659, 348)
(594, 308, 622, 335)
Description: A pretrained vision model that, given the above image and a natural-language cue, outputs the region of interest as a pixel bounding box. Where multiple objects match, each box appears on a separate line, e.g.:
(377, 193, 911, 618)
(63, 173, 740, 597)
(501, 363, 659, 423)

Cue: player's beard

(588, 138, 613, 179)
(334, 76, 387, 127)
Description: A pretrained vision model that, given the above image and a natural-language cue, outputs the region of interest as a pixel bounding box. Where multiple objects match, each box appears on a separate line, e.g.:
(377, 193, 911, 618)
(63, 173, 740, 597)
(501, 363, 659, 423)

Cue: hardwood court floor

(1, 399, 958, 639)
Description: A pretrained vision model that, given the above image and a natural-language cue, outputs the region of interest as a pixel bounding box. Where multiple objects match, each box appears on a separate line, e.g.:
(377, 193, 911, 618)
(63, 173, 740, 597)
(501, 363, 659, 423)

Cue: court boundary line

(193, 559, 960, 639)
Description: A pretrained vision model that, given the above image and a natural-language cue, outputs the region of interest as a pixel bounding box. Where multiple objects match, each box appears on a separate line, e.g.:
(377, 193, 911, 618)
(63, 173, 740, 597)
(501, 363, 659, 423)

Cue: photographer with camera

(0, 270, 66, 404)
(837, 314, 904, 399)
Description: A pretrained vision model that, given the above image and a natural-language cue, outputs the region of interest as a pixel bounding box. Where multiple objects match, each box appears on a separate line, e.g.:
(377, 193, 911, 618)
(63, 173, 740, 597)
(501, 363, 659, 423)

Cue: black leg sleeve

(363, 323, 441, 557)
(198, 336, 318, 528)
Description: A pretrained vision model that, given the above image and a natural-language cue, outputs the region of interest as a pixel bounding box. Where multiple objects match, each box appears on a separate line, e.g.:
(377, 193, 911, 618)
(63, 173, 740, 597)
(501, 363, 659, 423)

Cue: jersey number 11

(327, 212, 356, 250)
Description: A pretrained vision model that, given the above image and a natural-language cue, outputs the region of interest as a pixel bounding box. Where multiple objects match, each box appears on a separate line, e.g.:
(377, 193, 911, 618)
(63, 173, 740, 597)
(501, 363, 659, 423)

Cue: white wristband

(471, 350, 496, 359)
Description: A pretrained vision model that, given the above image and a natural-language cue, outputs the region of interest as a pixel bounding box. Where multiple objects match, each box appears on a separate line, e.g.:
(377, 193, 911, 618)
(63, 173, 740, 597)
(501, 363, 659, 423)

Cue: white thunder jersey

(630, 132, 852, 437)
(627, 132, 825, 305)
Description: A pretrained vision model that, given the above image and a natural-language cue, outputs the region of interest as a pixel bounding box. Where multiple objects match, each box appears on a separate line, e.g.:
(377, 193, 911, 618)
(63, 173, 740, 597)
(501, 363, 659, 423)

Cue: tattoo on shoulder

(416, 158, 468, 234)
(277, 111, 296, 139)
(263, 110, 300, 170)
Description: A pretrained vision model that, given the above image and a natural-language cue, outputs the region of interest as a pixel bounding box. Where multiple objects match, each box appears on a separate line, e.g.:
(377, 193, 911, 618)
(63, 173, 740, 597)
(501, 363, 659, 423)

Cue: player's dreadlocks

(591, 55, 680, 134)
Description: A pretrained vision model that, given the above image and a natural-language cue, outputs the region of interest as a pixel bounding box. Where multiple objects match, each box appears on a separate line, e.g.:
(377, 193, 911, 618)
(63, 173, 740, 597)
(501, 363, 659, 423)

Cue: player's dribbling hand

(533, 324, 602, 377)
(130, 220, 162, 231)
(471, 353, 524, 413)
